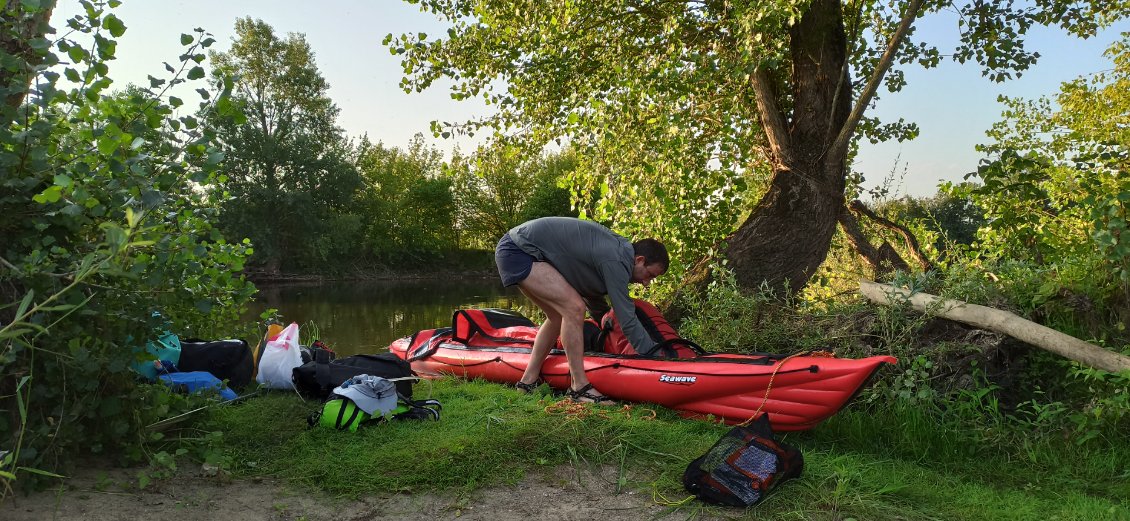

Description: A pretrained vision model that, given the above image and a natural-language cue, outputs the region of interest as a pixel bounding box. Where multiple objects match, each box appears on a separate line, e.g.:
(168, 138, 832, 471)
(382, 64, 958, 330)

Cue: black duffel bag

(178, 338, 254, 390)
(292, 353, 416, 400)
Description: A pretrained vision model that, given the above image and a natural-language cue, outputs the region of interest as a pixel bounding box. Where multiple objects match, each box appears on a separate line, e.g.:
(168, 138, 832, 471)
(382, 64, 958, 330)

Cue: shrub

(1, 2, 253, 492)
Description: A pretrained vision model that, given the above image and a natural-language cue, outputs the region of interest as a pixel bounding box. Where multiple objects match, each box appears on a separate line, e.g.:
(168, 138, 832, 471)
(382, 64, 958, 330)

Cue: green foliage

(678, 267, 857, 354)
(877, 187, 987, 261)
(961, 35, 1130, 338)
(1066, 364, 1130, 445)
(354, 135, 458, 262)
(887, 355, 938, 403)
(1, 2, 253, 492)
(448, 143, 577, 249)
(810, 400, 1130, 513)
(400, 175, 458, 254)
(207, 18, 363, 273)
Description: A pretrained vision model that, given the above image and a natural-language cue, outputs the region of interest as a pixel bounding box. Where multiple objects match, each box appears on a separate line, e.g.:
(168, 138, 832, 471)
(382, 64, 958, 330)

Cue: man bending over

(494, 217, 668, 403)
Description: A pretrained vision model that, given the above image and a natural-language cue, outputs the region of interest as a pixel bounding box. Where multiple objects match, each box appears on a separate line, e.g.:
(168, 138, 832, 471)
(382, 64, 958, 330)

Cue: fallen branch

(860, 280, 1130, 374)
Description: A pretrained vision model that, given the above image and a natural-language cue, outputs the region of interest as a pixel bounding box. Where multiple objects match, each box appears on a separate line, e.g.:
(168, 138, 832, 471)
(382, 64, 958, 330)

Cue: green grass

(201, 378, 1129, 520)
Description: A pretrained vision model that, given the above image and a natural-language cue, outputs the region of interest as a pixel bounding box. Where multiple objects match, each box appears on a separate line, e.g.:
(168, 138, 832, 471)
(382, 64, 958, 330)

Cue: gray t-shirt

(509, 217, 656, 355)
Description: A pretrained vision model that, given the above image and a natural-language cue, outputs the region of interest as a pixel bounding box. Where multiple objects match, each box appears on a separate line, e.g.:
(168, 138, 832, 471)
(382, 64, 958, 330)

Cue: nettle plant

(1, 1, 253, 492)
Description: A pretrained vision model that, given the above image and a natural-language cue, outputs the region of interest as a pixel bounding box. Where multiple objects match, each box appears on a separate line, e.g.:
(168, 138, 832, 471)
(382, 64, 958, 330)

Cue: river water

(247, 279, 533, 356)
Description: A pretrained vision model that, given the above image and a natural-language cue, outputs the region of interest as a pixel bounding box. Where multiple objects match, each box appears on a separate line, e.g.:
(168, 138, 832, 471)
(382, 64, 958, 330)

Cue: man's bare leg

(516, 262, 604, 396)
(516, 287, 559, 386)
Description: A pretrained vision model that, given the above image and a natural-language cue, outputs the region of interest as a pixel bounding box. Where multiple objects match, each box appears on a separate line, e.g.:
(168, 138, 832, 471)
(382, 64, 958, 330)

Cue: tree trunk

(724, 0, 851, 294)
(0, 0, 55, 113)
(727, 171, 843, 294)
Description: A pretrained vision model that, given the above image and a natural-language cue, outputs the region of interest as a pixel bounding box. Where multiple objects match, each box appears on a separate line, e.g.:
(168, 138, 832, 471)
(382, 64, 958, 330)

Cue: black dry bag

(177, 338, 254, 390)
(292, 353, 416, 400)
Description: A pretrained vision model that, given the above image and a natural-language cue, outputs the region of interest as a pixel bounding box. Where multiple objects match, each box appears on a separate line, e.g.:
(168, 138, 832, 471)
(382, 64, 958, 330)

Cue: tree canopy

(388, 0, 1130, 293)
(955, 35, 1130, 327)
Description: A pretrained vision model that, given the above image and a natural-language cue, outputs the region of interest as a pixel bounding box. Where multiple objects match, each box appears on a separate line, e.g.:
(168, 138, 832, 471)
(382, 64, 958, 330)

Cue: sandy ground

(1, 461, 726, 521)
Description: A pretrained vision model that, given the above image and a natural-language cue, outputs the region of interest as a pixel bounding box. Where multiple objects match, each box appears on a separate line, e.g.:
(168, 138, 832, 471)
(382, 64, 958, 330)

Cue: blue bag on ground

(158, 371, 238, 401)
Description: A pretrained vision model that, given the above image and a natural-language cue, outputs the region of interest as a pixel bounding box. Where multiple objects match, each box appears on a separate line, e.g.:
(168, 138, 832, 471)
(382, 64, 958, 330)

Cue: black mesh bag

(682, 414, 804, 507)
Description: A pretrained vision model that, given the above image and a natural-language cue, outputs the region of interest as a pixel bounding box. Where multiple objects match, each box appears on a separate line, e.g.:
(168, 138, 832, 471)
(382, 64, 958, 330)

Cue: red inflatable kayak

(388, 308, 897, 431)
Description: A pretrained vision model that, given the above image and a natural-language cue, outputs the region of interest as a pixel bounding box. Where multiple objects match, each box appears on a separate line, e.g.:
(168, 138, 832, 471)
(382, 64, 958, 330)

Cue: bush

(1, 3, 253, 492)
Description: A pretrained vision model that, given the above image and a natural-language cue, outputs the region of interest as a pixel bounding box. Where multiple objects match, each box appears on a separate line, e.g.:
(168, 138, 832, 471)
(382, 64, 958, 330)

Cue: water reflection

(248, 279, 533, 356)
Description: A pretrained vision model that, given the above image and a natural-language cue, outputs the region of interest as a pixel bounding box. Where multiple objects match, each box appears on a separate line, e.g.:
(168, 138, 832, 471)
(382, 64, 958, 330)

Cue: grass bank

(199, 378, 1128, 520)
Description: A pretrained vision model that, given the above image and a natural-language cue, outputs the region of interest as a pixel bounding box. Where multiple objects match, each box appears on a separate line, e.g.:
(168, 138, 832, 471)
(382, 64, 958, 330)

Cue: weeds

(679, 268, 845, 354)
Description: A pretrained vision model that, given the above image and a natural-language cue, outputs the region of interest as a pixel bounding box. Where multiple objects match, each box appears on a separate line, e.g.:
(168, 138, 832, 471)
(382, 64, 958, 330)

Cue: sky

(52, 1, 1129, 198)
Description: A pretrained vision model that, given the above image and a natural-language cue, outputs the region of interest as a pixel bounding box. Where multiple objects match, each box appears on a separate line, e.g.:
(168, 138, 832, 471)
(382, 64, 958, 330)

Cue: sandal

(567, 383, 617, 405)
(515, 377, 544, 394)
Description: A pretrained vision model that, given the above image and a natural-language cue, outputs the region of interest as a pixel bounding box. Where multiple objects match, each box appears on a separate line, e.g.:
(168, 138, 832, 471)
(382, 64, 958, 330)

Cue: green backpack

(310, 397, 442, 432)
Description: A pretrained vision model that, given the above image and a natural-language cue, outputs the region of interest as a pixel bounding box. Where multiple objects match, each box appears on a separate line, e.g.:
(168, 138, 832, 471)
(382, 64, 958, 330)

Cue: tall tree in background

(448, 144, 577, 248)
(388, 0, 1128, 294)
(209, 18, 361, 273)
(355, 135, 458, 261)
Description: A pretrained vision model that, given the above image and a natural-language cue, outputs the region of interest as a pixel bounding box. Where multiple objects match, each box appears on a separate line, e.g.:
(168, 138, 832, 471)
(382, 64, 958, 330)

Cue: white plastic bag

(255, 322, 302, 389)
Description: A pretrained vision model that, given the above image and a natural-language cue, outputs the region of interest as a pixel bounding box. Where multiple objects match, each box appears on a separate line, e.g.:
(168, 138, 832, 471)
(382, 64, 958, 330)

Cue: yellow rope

(652, 485, 697, 506)
(740, 350, 833, 426)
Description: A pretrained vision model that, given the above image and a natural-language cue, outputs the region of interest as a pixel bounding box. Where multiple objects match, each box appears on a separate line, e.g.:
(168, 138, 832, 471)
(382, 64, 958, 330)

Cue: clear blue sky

(54, 1, 1128, 197)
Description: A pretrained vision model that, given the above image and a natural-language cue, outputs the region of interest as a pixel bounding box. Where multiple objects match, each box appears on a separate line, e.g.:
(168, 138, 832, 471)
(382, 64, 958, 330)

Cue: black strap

(335, 401, 362, 430)
(396, 398, 442, 421)
(650, 338, 708, 358)
(453, 310, 534, 345)
(409, 398, 442, 410)
(315, 359, 330, 392)
(596, 318, 612, 353)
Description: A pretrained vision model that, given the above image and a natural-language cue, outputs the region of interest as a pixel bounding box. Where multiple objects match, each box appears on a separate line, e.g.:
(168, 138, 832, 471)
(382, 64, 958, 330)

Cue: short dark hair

(632, 238, 669, 270)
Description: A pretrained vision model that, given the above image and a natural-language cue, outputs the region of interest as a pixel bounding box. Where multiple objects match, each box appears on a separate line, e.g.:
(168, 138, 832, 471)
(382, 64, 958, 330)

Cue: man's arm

(599, 262, 657, 355)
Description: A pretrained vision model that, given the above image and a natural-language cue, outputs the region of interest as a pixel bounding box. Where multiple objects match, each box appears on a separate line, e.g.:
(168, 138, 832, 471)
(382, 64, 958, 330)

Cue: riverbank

(2, 461, 680, 521)
(3, 378, 1127, 520)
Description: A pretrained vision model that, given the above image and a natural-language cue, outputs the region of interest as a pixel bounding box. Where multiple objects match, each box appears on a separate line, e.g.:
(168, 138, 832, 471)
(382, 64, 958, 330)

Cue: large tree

(209, 18, 362, 273)
(388, 0, 1127, 293)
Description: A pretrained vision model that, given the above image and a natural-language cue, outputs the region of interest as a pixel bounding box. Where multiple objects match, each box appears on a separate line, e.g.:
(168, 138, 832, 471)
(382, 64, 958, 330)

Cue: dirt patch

(2, 462, 720, 521)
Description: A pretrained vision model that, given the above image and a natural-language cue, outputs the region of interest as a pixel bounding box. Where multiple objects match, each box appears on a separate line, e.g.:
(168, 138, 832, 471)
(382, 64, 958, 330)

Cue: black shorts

(495, 233, 535, 287)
